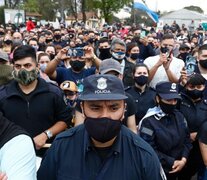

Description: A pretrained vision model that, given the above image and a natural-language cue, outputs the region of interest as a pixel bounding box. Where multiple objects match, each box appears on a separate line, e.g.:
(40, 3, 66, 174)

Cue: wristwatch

(44, 130, 53, 139)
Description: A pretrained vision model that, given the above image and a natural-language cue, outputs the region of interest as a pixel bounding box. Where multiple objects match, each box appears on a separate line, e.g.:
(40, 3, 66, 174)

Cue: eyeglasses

(64, 91, 77, 96)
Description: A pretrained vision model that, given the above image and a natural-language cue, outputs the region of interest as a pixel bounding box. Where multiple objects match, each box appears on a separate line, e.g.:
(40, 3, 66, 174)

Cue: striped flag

(134, 0, 159, 23)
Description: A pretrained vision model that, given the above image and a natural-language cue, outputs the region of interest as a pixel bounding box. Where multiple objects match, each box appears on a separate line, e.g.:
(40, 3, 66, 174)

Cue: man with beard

(37, 74, 166, 180)
(0, 45, 71, 157)
(45, 46, 101, 92)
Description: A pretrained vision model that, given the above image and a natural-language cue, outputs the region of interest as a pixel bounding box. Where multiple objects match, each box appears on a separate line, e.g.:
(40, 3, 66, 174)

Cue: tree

(91, 0, 133, 23)
(184, 5, 204, 14)
(36, 0, 57, 21)
(23, 0, 39, 13)
(4, 0, 21, 9)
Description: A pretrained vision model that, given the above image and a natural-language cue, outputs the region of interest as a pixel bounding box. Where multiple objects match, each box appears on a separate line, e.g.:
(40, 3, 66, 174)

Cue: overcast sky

(144, 0, 207, 14)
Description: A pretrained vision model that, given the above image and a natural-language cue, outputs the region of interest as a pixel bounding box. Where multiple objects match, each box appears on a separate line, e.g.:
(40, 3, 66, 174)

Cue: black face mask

(160, 46, 169, 54)
(4, 40, 12, 45)
(76, 43, 82, 47)
(149, 42, 154, 48)
(88, 38, 95, 44)
(66, 99, 76, 107)
(49, 54, 55, 60)
(159, 100, 176, 114)
(185, 89, 204, 100)
(134, 75, 148, 86)
(0, 32, 5, 36)
(45, 39, 53, 44)
(179, 52, 189, 61)
(54, 34, 61, 40)
(99, 48, 111, 60)
(199, 59, 207, 69)
(70, 60, 85, 72)
(84, 117, 122, 143)
(130, 53, 139, 60)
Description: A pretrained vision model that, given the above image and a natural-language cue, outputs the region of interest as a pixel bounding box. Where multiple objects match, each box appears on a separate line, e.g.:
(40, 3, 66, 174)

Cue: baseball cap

(0, 51, 9, 62)
(156, 81, 181, 100)
(179, 44, 190, 51)
(60, 81, 78, 92)
(99, 59, 122, 75)
(79, 74, 127, 101)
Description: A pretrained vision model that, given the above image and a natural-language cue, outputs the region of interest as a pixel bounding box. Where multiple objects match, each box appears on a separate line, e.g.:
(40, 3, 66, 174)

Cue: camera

(67, 47, 85, 57)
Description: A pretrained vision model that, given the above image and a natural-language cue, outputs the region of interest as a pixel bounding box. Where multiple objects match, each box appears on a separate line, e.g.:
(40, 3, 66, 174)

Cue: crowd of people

(0, 17, 207, 180)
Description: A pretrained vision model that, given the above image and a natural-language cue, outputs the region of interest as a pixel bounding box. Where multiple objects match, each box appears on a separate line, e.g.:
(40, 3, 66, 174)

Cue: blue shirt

(56, 67, 96, 92)
(37, 125, 165, 180)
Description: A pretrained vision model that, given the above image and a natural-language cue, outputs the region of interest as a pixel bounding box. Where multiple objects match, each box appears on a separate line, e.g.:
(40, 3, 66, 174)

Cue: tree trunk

(81, 0, 86, 23)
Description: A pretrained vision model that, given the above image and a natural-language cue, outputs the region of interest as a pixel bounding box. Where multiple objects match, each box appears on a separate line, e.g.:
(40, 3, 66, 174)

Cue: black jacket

(140, 110, 192, 173)
(0, 78, 72, 138)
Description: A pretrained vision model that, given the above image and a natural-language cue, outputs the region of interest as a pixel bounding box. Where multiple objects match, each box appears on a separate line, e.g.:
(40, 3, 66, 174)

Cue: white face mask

(112, 51, 125, 61)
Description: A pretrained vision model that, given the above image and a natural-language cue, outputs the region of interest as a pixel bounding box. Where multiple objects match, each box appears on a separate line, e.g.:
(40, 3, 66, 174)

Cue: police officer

(139, 81, 192, 180)
(37, 74, 165, 180)
(177, 73, 207, 180)
(125, 63, 156, 125)
(74, 59, 137, 134)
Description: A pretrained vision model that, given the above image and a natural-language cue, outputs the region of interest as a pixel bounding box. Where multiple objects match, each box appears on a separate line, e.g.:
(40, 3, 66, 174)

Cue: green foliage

(90, 0, 133, 23)
(184, 5, 204, 14)
(36, 0, 57, 21)
(23, 0, 39, 13)
(0, 6, 5, 24)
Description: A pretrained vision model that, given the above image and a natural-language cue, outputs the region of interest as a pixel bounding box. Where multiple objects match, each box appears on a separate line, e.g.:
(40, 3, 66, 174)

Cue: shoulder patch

(141, 127, 153, 136)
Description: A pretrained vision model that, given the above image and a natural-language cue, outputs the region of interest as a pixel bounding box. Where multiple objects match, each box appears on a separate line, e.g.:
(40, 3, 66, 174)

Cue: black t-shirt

(126, 86, 156, 125)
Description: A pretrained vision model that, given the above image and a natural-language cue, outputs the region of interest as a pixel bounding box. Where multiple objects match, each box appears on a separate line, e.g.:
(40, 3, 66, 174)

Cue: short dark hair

(198, 44, 207, 55)
(161, 34, 174, 42)
(37, 52, 50, 63)
(98, 38, 109, 45)
(186, 73, 206, 86)
(28, 38, 38, 45)
(12, 45, 37, 64)
(126, 42, 138, 54)
(133, 63, 149, 75)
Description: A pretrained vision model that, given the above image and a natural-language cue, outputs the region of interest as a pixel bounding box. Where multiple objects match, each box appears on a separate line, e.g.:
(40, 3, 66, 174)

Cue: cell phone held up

(160, 46, 171, 61)
(67, 47, 85, 58)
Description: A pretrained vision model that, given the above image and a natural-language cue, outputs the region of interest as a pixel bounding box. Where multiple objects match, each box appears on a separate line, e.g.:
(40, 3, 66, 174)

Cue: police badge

(97, 77, 107, 90)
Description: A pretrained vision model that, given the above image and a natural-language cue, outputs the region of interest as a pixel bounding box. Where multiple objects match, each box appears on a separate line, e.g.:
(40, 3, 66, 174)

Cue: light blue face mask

(112, 51, 125, 61)
(39, 63, 47, 72)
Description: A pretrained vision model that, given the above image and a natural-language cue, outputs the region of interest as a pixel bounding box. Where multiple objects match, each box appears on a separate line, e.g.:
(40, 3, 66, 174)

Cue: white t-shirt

(144, 55, 184, 88)
(0, 134, 36, 180)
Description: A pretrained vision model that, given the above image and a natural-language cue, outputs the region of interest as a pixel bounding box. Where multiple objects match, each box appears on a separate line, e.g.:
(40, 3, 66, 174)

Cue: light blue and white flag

(134, 0, 159, 23)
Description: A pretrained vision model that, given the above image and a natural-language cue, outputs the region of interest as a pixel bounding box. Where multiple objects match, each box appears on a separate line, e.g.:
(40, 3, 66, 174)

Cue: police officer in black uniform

(178, 73, 207, 180)
(126, 63, 156, 125)
(139, 81, 192, 180)
(37, 74, 166, 180)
